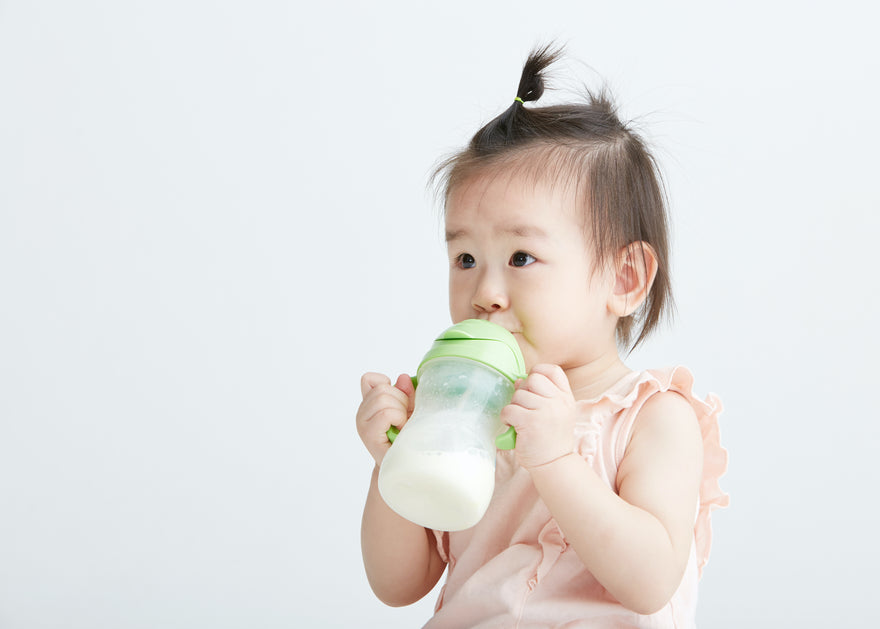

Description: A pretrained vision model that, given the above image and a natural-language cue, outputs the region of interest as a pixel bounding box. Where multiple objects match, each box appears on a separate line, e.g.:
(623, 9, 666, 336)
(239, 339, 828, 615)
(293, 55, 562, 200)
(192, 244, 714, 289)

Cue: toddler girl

(356, 45, 728, 628)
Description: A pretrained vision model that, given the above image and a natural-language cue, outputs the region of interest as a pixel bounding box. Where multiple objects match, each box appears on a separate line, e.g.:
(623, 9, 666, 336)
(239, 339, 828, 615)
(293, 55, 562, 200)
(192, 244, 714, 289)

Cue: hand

(500, 364, 576, 470)
(356, 372, 415, 466)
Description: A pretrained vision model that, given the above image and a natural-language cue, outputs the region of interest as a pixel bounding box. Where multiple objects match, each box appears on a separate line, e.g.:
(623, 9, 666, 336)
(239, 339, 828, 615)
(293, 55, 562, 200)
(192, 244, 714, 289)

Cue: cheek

(448, 277, 470, 319)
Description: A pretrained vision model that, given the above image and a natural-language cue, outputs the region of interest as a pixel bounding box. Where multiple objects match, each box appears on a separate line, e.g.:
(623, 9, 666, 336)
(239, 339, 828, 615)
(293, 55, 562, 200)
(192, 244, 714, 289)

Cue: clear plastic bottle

(377, 320, 525, 531)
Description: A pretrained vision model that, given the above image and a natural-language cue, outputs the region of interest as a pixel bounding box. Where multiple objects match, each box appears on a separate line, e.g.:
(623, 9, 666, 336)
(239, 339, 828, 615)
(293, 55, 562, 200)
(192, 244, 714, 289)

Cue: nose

(471, 269, 509, 315)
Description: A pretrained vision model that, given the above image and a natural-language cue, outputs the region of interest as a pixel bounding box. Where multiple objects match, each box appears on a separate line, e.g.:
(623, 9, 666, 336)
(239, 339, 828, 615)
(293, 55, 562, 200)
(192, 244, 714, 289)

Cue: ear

(607, 242, 659, 318)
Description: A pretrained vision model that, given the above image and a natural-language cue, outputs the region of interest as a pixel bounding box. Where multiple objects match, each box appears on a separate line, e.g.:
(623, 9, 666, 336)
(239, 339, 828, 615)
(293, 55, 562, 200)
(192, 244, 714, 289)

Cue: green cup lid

(417, 319, 526, 382)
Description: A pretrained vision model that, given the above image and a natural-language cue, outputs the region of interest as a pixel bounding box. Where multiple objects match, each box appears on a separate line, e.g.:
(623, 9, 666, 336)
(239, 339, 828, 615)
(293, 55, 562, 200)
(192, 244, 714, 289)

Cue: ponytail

(471, 44, 562, 152)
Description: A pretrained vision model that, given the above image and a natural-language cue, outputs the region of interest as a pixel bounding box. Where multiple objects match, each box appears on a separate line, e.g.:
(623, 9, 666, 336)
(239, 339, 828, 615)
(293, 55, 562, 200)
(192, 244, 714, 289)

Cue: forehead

(445, 170, 585, 235)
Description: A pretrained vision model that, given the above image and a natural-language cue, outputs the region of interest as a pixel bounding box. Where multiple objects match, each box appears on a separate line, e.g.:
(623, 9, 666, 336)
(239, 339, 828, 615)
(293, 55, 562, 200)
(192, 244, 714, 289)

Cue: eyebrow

(445, 224, 550, 242)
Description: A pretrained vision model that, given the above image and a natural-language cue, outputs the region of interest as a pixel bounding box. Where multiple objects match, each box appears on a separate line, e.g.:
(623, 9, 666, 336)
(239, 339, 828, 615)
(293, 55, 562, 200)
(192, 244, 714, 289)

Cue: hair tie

(514, 96, 524, 104)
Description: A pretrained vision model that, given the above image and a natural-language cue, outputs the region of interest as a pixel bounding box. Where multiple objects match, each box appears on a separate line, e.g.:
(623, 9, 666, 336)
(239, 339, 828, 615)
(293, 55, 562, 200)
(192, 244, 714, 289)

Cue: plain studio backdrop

(1, 1, 878, 627)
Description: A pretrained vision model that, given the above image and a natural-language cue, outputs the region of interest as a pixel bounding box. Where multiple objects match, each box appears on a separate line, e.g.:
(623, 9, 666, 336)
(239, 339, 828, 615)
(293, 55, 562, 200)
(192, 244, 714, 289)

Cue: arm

(503, 366, 702, 615)
(356, 373, 447, 606)
(361, 466, 447, 606)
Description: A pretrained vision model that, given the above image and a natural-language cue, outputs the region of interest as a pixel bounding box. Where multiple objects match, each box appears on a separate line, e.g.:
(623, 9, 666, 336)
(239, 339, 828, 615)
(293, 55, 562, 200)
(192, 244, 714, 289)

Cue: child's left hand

(500, 364, 576, 469)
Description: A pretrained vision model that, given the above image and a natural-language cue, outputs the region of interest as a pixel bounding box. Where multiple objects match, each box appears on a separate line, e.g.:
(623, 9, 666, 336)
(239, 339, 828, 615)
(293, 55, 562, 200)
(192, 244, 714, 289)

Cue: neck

(563, 348, 632, 401)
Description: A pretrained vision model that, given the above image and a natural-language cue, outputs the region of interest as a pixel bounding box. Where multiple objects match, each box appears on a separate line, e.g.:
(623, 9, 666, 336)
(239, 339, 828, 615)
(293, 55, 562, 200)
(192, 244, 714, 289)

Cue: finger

(518, 372, 558, 399)
(360, 384, 410, 419)
(356, 397, 407, 446)
(369, 406, 407, 431)
(528, 364, 572, 394)
(500, 402, 530, 429)
(361, 372, 391, 397)
(509, 387, 545, 411)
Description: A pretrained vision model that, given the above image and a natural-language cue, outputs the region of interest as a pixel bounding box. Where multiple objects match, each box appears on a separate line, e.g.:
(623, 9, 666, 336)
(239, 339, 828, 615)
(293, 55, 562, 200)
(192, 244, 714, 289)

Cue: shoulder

(616, 382, 704, 496)
(597, 366, 719, 474)
(626, 390, 702, 459)
(618, 366, 714, 443)
(636, 389, 699, 428)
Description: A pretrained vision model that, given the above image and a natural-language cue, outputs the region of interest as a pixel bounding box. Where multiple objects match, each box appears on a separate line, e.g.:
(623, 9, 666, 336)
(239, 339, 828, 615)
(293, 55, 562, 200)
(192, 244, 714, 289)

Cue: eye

(510, 251, 536, 267)
(456, 253, 476, 269)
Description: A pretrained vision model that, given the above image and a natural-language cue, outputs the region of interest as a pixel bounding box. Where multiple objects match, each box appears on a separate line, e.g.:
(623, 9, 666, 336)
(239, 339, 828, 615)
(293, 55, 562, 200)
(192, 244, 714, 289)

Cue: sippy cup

(377, 319, 526, 532)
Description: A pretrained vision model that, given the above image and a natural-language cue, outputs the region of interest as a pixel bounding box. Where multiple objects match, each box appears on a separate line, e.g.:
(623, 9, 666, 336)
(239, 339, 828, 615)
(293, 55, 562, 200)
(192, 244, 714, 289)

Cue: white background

(1, 1, 878, 627)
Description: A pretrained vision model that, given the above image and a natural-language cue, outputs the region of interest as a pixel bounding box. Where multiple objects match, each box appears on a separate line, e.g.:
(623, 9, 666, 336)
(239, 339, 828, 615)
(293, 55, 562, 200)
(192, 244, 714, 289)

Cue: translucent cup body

(377, 357, 514, 531)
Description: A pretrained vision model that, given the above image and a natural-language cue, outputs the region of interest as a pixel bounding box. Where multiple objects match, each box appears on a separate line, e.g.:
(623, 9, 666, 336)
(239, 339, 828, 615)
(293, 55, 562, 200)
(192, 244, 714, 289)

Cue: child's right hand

(356, 372, 415, 466)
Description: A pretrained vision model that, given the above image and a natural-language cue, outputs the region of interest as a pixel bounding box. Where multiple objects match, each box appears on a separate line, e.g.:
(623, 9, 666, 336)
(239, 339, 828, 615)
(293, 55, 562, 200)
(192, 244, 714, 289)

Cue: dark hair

(433, 44, 673, 350)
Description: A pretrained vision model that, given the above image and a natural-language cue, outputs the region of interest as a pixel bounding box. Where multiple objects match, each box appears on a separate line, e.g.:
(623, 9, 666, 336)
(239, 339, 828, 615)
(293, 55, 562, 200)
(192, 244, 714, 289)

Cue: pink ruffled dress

(424, 366, 729, 629)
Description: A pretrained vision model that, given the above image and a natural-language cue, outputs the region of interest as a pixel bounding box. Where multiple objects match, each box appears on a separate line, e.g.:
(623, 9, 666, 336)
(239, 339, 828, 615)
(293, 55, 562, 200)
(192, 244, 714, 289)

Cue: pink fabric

(424, 366, 729, 629)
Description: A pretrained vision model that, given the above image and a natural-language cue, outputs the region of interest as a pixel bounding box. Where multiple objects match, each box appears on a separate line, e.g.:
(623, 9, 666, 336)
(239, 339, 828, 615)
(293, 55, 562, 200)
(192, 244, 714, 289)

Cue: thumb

(394, 373, 416, 414)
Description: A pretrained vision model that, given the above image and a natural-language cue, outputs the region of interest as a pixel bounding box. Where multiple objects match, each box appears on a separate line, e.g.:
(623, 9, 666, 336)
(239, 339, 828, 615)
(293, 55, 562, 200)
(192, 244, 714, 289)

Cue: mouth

(497, 323, 523, 338)
(482, 316, 519, 333)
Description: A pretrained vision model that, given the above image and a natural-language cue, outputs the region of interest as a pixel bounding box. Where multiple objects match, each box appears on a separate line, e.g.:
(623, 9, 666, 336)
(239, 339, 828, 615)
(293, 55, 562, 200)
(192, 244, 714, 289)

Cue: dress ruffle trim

(575, 366, 729, 577)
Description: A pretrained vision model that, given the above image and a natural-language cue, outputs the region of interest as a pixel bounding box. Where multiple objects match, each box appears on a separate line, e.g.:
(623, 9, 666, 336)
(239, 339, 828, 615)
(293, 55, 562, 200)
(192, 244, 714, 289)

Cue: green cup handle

(386, 425, 400, 443)
(386, 424, 517, 449)
(495, 426, 517, 450)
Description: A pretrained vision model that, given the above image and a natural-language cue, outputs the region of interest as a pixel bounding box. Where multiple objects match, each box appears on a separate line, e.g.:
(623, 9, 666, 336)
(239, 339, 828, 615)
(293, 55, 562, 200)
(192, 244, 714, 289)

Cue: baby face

(445, 171, 621, 373)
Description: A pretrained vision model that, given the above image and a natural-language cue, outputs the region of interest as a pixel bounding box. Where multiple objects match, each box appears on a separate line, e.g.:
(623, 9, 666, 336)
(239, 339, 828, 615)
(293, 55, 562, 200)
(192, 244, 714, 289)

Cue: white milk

(378, 446, 497, 532)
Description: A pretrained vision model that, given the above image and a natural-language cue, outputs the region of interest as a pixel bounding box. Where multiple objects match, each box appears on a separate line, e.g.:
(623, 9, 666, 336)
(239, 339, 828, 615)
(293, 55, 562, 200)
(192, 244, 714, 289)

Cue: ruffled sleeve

(681, 380, 729, 576)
